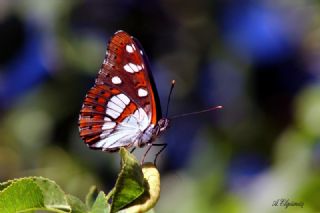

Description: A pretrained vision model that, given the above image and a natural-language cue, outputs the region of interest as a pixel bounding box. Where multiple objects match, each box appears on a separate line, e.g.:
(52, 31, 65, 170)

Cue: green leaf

(86, 186, 99, 209)
(0, 177, 71, 213)
(90, 191, 109, 213)
(110, 148, 145, 213)
(0, 178, 45, 213)
(105, 187, 115, 203)
(119, 163, 161, 213)
(0, 181, 12, 192)
(32, 177, 70, 211)
(67, 194, 89, 213)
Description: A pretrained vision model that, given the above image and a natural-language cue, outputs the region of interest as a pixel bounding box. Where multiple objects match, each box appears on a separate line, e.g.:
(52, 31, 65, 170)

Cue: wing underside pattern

(79, 31, 161, 151)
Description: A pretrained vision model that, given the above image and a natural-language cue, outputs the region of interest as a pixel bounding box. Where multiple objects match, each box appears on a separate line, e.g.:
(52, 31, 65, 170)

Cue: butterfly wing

(79, 31, 161, 151)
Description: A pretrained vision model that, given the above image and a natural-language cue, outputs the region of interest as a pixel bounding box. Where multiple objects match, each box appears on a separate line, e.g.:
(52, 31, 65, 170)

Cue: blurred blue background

(1, 0, 320, 212)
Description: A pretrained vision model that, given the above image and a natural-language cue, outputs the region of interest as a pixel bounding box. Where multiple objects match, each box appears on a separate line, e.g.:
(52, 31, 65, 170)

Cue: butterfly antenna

(170, 105, 223, 120)
(165, 80, 176, 118)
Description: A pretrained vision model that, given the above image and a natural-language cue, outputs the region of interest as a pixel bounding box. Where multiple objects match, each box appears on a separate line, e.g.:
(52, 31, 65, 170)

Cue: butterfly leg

(152, 143, 167, 166)
(130, 147, 136, 153)
(141, 144, 153, 164)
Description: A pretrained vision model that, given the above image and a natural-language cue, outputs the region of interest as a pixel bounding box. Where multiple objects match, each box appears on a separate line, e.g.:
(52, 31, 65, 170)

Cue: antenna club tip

(216, 105, 223, 109)
(171, 80, 176, 84)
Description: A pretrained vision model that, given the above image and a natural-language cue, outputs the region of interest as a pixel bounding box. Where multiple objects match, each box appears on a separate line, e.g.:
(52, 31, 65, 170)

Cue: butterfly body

(79, 31, 168, 152)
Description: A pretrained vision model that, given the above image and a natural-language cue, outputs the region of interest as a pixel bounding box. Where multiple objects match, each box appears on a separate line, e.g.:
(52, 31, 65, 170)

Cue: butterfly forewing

(79, 31, 162, 151)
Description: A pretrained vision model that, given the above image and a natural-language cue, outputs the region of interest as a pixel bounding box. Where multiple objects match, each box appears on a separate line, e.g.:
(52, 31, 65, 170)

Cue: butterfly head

(154, 118, 170, 136)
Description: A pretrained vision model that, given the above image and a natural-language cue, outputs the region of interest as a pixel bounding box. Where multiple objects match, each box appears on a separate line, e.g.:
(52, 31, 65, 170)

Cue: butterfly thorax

(135, 118, 169, 148)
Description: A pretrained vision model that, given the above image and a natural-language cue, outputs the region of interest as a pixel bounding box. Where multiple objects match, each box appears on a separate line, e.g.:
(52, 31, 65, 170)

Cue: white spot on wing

(123, 64, 133, 73)
(126, 45, 134, 53)
(96, 107, 152, 149)
(102, 122, 116, 130)
(104, 94, 130, 120)
(111, 76, 122, 84)
(104, 117, 111, 121)
(124, 63, 143, 73)
(111, 95, 126, 109)
(106, 108, 120, 119)
(133, 108, 150, 131)
(138, 88, 148, 97)
(92, 140, 107, 148)
(117, 94, 130, 105)
(107, 101, 123, 113)
(140, 50, 143, 55)
(129, 63, 142, 72)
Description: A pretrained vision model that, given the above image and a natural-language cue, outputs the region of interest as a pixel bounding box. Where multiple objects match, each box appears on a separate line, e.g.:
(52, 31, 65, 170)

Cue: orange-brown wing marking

(79, 85, 121, 144)
(117, 102, 138, 122)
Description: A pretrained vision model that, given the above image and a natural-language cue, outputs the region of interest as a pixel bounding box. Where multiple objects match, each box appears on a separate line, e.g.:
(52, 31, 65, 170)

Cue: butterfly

(78, 30, 169, 161)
